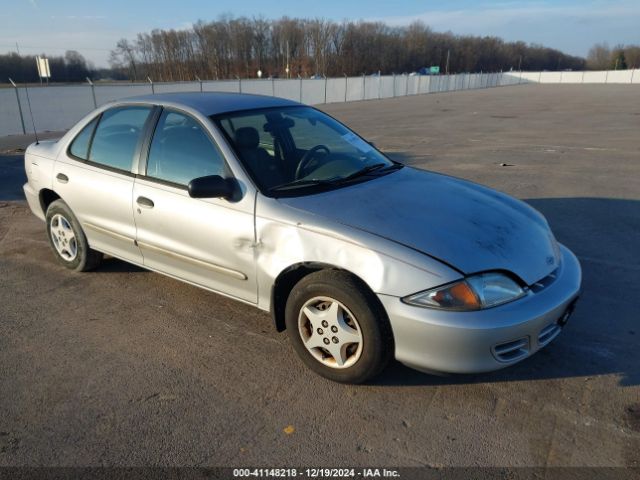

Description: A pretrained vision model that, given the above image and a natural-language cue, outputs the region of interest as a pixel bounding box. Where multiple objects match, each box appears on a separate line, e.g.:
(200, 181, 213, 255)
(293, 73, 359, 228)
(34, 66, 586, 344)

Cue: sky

(1, 0, 638, 67)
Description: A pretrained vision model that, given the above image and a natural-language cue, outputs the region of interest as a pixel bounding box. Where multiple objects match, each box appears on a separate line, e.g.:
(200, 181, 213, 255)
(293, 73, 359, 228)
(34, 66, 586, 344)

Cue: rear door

(132, 108, 257, 303)
(54, 106, 153, 264)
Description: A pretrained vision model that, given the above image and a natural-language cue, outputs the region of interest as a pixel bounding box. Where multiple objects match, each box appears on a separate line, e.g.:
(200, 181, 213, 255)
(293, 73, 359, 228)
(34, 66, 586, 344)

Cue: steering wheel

(295, 145, 331, 179)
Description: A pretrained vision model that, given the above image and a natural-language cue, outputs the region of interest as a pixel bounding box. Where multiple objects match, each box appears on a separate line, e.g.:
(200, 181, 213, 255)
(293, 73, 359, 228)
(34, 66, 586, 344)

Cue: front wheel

(285, 270, 393, 383)
(46, 199, 103, 271)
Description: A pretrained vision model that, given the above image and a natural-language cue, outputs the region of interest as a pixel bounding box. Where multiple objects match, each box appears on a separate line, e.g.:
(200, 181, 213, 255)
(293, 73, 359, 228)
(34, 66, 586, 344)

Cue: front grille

(538, 323, 561, 347)
(493, 337, 529, 362)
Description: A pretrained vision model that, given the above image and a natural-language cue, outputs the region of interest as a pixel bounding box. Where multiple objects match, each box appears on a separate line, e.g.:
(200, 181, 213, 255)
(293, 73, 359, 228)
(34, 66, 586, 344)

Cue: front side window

(146, 110, 227, 186)
(88, 106, 152, 171)
(214, 106, 398, 196)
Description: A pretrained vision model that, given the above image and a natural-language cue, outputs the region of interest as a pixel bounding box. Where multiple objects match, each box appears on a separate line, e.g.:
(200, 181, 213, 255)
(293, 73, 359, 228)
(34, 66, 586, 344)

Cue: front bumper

(378, 244, 582, 374)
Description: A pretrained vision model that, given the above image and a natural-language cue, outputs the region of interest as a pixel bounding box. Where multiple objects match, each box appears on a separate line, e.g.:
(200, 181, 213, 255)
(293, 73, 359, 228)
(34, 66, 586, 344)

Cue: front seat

(234, 127, 284, 187)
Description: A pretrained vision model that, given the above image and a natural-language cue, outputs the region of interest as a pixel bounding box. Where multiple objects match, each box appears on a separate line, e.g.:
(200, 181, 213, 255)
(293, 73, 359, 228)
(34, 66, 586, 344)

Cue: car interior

(233, 126, 286, 187)
(216, 107, 390, 192)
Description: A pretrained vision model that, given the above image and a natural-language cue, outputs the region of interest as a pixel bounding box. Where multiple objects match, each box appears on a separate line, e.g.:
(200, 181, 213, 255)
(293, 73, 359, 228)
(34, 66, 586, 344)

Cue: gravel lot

(0, 85, 638, 468)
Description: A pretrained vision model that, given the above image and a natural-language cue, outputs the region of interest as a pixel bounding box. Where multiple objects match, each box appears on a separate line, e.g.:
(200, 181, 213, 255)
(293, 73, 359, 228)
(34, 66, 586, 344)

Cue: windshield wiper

(336, 162, 402, 183)
(269, 163, 403, 193)
(269, 178, 335, 192)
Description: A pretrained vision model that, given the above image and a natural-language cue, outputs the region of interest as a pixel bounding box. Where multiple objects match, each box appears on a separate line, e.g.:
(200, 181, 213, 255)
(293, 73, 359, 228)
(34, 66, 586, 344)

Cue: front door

(132, 109, 257, 303)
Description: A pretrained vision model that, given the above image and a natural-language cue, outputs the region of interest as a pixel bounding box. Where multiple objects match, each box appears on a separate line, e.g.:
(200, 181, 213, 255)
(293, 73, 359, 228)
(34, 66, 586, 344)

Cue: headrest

(235, 127, 259, 149)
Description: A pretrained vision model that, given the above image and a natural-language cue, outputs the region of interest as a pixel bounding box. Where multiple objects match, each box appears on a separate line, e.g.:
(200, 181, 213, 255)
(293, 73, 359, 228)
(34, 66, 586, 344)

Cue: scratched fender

(254, 195, 463, 310)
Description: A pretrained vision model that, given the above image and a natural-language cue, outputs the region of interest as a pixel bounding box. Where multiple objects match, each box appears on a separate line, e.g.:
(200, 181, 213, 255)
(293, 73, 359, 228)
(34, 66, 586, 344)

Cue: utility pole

(518, 55, 522, 71)
(445, 49, 450, 75)
(285, 41, 290, 79)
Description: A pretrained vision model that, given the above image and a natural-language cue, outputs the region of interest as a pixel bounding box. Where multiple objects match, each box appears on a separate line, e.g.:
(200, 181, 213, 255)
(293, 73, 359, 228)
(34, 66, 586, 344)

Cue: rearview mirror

(188, 175, 235, 199)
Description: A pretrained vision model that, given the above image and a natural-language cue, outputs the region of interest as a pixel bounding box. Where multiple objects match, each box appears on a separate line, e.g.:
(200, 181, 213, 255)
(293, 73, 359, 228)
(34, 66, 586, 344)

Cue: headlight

(402, 272, 526, 311)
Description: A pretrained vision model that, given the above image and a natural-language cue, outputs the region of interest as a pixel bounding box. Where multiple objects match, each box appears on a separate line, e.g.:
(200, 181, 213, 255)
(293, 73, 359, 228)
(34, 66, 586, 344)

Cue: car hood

(278, 167, 560, 286)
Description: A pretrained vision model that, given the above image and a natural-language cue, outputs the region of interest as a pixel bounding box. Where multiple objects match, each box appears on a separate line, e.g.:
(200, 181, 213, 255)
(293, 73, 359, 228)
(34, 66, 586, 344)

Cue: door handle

(56, 173, 69, 184)
(136, 196, 154, 208)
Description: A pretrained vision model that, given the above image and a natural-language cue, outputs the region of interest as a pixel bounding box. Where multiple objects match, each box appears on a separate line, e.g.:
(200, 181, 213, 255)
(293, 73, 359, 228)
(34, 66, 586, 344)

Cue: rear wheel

(285, 270, 393, 383)
(46, 200, 102, 271)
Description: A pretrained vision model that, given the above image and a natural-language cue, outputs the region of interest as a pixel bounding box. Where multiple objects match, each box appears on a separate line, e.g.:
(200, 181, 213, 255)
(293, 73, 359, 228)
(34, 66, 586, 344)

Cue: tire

(45, 199, 103, 272)
(285, 269, 393, 383)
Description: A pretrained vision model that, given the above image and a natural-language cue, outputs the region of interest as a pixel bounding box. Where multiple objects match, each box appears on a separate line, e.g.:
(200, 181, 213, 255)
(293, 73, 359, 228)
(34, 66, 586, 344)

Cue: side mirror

(188, 175, 235, 199)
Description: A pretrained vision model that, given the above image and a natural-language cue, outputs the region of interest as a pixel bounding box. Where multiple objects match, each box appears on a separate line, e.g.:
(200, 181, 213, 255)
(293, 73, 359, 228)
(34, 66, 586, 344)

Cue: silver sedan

(23, 92, 581, 383)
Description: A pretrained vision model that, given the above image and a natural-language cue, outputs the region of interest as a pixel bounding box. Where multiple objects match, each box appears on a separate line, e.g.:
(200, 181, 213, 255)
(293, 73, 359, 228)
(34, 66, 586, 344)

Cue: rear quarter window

(68, 117, 98, 160)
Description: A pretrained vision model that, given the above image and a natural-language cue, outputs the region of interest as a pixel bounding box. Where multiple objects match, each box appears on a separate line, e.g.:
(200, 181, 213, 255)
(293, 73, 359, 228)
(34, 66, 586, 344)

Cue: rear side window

(69, 117, 98, 160)
(88, 106, 151, 171)
(146, 110, 227, 186)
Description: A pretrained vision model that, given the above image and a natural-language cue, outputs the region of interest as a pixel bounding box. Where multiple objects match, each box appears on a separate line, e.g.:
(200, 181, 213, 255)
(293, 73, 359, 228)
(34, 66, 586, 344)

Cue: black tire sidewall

(285, 270, 392, 383)
(45, 200, 91, 271)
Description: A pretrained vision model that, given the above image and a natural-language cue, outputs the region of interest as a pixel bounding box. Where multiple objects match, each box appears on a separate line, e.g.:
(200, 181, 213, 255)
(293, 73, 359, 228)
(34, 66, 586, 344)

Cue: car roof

(114, 92, 302, 116)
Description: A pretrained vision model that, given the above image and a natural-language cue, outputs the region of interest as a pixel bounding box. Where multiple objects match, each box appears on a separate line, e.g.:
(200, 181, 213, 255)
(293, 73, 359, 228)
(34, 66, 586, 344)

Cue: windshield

(212, 106, 399, 196)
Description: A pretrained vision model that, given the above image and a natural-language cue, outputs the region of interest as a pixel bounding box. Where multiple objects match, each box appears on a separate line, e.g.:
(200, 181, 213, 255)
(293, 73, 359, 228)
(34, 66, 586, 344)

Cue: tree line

(2, 17, 639, 84)
(0, 50, 127, 84)
(587, 43, 640, 70)
(109, 17, 589, 82)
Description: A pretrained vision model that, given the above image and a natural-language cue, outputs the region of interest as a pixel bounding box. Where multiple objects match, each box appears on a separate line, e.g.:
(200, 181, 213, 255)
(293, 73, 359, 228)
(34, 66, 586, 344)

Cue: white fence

(1, 69, 638, 137)
(504, 69, 640, 85)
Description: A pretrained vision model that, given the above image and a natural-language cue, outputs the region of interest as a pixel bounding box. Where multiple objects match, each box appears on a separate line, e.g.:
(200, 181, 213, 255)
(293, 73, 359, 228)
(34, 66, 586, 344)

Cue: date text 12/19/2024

(233, 468, 400, 478)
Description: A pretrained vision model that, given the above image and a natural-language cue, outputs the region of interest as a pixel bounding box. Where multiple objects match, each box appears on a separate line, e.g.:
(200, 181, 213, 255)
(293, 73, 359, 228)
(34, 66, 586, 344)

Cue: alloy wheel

(49, 213, 78, 262)
(297, 296, 364, 369)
